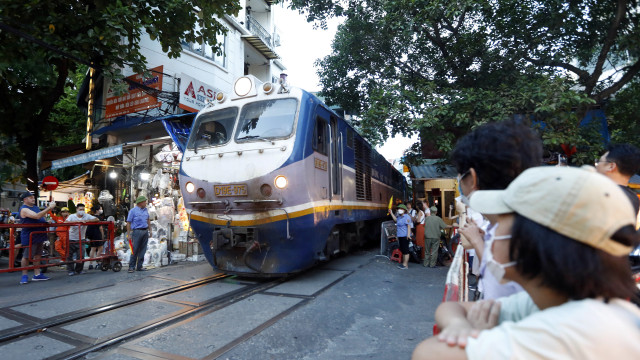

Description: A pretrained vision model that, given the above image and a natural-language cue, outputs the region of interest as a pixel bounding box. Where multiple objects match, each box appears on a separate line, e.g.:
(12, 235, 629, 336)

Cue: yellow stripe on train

(190, 204, 388, 226)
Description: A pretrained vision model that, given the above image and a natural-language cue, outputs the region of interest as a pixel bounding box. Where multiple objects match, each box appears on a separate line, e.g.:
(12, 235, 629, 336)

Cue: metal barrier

(0, 221, 120, 273)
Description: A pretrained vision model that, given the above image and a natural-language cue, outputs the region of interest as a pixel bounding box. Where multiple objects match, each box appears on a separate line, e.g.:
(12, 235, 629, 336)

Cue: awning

(162, 120, 191, 153)
(52, 171, 91, 194)
(92, 112, 196, 136)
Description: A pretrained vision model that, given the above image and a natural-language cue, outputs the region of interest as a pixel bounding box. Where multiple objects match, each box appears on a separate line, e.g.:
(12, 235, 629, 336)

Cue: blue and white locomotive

(179, 76, 407, 276)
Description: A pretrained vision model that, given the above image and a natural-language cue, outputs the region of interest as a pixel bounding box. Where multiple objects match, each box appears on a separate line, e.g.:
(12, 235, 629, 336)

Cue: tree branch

(592, 59, 640, 103)
(524, 56, 591, 82)
(585, 0, 628, 94)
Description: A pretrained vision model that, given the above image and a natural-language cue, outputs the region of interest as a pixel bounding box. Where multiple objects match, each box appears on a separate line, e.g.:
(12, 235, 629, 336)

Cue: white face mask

(485, 234, 516, 283)
(397, 209, 405, 215)
(76, 210, 85, 216)
(97, 209, 103, 215)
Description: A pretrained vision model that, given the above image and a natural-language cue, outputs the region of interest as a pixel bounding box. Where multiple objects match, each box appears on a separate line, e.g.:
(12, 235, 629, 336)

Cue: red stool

(390, 249, 402, 263)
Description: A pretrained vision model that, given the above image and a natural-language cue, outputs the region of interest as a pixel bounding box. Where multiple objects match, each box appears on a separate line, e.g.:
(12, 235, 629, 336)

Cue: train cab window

(313, 117, 328, 155)
(187, 107, 238, 150)
(235, 98, 298, 141)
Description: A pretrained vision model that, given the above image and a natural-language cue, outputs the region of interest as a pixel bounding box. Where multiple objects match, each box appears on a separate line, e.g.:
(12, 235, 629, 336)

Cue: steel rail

(0, 273, 230, 343)
(50, 276, 289, 360)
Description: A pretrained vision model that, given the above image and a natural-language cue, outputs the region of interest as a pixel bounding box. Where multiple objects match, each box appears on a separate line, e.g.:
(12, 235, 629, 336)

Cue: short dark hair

(510, 214, 638, 302)
(76, 203, 85, 209)
(606, 143, 640, 177)
(452, 121, 543, 190)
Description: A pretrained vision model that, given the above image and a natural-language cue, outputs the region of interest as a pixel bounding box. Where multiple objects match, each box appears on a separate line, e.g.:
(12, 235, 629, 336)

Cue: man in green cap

(126, 195, 152, 272)
(423, 206, 455, 267)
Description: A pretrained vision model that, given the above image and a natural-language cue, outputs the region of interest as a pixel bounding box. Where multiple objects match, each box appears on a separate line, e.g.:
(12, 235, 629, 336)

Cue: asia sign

(179, 73, 223, 113)
(105, 65, 164, 119)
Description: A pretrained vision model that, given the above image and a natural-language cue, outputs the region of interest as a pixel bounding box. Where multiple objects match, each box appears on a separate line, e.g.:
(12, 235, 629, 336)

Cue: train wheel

(112, 261, 122, 272)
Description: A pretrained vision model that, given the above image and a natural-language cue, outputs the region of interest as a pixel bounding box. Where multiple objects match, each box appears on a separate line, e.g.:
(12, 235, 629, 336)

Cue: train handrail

(188, 200, 228, 205)
(184, 144, 287, 160)
(233, 199, 283, 205)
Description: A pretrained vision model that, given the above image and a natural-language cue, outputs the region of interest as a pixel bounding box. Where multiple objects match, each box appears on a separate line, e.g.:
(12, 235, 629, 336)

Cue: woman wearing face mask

(86, 206, 105, 270)
(412, 166, 640, 359)
(65, 203, 99, 275)
(390, 204, 413, 269)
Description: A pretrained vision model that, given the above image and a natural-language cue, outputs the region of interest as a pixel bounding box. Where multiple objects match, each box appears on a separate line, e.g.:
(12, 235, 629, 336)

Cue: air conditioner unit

(273, 31, 281, 47)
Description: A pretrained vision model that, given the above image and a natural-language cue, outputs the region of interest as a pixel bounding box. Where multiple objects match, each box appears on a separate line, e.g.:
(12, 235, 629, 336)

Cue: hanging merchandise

(98, 190, 117, 217)
(177, 197, 189, 231)
(151, 169, 163, 189)
(98, 190, 114, 202)
(156, 197, 175, 229)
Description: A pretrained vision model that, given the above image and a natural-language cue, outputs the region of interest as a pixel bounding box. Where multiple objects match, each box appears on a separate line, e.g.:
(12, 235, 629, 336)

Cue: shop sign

(179, 73, 223, 113)
(105, 66, 164, 119)
(51, 145, 123, 170)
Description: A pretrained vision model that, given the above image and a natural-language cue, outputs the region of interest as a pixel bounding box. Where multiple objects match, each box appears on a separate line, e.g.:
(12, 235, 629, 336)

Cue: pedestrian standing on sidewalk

(126, 196, 152, 273)
(407, 202, 417, 242)
(390, 203, 412, 269)
(423, 206, 455, 268)
(414, 202, 427, 259)
(86, 206, 105, 270)
(65, 203, 99, 276)
(18, 191, 56, 284)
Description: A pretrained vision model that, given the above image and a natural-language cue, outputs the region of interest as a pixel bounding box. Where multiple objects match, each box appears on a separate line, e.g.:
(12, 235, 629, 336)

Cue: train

(178, 75, 407, 276)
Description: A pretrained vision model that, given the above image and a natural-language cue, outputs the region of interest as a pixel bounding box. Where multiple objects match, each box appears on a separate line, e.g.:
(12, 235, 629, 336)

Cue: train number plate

(214, 184, 248, 197)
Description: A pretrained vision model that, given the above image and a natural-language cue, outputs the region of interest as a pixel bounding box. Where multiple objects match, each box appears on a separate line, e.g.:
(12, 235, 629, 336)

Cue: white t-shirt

(467, 292, 640, 359)
(66, 213, 97, 241)
(409, 209, 416, 229)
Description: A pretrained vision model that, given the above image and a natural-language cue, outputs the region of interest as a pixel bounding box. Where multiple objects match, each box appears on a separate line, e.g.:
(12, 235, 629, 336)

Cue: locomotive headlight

(185, 182, 195, 193)
(274, 175, 288, 189)
(234, 77, 253, 97)
(262, 82, 274, 94)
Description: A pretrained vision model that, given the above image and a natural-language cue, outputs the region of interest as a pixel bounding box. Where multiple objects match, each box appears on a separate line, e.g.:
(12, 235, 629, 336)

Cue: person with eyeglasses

(594, 143, 640, 218)
(451, 121, 543, 300)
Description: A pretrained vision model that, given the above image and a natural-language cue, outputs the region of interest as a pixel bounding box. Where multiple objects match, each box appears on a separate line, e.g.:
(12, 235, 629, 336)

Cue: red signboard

(105, 65, 164, 119)
(42, 176, 59, 191)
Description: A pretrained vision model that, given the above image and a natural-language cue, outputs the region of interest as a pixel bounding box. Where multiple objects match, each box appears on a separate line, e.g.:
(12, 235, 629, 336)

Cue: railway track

(0, 258, 361, 360)
(0, 273, 230, 343)
(0, 269, 294, 360)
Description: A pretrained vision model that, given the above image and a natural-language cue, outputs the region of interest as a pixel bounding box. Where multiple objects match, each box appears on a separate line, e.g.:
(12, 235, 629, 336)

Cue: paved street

(0, 249, 447, 359)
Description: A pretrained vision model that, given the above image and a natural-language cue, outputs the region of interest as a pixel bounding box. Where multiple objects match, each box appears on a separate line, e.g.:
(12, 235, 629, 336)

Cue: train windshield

(235, 98, 298, 142)
(187, 107, 239, 150)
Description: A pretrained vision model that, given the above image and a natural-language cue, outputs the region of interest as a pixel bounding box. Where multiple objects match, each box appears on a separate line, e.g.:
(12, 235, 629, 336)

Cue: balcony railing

(246, 15, 272, 48)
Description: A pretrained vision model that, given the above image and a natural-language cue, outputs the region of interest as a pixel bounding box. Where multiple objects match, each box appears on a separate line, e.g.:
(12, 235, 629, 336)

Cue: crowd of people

(5, 190, 154, 284)
(6, 191, 111, 284)
(410, 121, 640, 359)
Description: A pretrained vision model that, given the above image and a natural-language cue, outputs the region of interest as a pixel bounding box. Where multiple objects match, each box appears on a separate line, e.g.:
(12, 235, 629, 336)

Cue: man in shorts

(18, 191, 56, 284)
